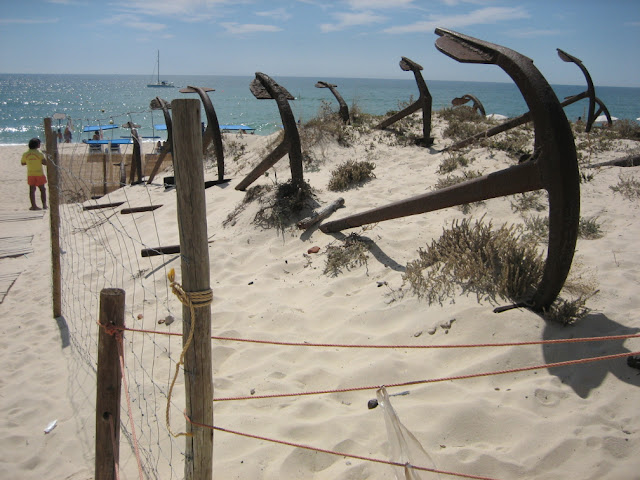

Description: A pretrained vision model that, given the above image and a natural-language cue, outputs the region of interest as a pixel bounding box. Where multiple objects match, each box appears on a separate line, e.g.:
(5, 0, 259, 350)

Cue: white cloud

(0, 18, 59, 24)
(321, 11, 386, 32)
(346, 0, 414, 9)
(255, 8, 293, 21)
(383, 6, 529, 34)
(221, 22, 282, 34)
(112, 0, 239, 22)
(102, 14, 167, 32)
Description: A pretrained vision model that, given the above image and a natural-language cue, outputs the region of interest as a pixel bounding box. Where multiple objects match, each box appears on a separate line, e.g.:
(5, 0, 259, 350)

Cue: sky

(1, 0, 639, 87)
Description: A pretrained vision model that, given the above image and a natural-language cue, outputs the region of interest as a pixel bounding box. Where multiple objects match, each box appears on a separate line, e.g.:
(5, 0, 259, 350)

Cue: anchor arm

(557, 49, 597, 132)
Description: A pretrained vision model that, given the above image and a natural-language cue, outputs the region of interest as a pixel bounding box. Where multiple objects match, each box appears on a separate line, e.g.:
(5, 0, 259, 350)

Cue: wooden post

(171, 98, 213, 480)
(44, 118, 62, 318)
(95, 288, 125, 480)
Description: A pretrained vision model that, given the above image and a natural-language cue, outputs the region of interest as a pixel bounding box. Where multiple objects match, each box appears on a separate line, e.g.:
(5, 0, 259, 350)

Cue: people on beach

(21, 138, 47, 210)
(64, 126, 72, 143)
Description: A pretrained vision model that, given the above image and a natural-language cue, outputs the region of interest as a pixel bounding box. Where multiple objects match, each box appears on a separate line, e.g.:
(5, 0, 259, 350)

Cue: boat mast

(157, 50, 160, 84)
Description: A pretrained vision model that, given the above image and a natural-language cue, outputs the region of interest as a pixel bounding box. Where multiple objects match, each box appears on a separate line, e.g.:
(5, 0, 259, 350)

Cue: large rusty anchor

(235, 73, 304, 191)
(375, 57, 434, 146)
(315, 81, 350, 124)
(321, 28, 580, 313)
(451, 94, 486, 116)
(147, 96, 173, 184)
(180, 85, 228, 185)
(445, 48, 612, 152)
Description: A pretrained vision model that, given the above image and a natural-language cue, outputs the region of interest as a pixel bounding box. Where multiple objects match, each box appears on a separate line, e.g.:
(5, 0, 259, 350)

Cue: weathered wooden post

(171, 98, 214, 480)
(95, 288, 125, 480)
(44, 118, 62, 318)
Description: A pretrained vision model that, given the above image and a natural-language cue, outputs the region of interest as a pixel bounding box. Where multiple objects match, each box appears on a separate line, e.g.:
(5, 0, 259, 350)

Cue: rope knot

(166, 268, 211, 438)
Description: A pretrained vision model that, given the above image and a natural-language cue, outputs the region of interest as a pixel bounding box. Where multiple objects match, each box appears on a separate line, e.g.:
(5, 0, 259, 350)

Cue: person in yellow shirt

(21, 138, 48, 210)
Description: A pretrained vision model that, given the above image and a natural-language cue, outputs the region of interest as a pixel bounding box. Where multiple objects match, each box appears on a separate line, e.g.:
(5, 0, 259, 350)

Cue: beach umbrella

(595, 115, 618, 123)
(487, 113, 508, 120)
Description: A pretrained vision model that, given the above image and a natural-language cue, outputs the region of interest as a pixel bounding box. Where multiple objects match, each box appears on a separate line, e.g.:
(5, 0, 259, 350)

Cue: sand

(0, 120, 639, 480)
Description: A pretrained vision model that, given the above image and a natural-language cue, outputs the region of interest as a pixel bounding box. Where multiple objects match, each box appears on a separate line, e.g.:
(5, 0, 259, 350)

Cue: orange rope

(214, 349, 640, 402)
(108, 414, 120, 480)
(185, 413, 502, 480)
(116, 324, 640, 350)
(114, 331, 145, 480)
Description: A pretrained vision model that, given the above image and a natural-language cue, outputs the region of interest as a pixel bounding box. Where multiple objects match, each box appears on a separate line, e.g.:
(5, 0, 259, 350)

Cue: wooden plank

(0, 211, 45, 222)
(83, 202, 125, 211)
(141, 244, 180, 257)
(120, 205, 163, 215)
(0, 272, 21, 303)
(0, 236, 34, 258)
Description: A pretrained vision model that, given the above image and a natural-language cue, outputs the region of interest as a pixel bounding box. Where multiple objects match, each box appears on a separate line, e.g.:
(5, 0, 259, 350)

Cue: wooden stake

(44, 118, 62, 318)
(95, 288, 125, 480)
(172, 98, 213, 480)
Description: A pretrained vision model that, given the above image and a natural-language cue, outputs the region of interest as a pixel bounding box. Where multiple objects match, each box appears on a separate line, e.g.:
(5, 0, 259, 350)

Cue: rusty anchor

(374, 57, 434, 147)
(556, 49, 613, 131)
(315, 81, 350, 124)
(120, 121, 144, 185)
(180, 85, 229, 185)
(445, 48, 613, 152)
(321, 28, 580, 313)
(147, 96, 174, 184)
(451, 94, 486, 117)
(235, 73, 304, 191)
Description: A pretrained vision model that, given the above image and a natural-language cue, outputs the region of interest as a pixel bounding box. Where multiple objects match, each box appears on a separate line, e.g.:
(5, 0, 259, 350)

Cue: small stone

(440, 318, 456, 330)
(137, 313, 144, 320)
(164, 315, 175, 326)
(427, 327, 437, 335)
(250, 388, 256, 395)
(307, 246, 321, 254)
(158, 319, 165, 324)
(414, 331, 423, 338)
(367, 399, 378, 409)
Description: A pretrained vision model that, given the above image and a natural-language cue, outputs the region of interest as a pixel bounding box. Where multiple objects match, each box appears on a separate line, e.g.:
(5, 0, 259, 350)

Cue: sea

(1, 73, 639, 146)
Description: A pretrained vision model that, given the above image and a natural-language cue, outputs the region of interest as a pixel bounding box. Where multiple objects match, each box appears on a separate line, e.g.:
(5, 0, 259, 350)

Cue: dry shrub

(403, 218, 544, 306)
(328, 160, 376, 191)
(437, 153, 471, 174)
(224, 180, 317, 233)
(323, 233, 369, 276)
(484, 128, 532, 159)
(253, 180, 316, 232)
(510, 191, 547, 213)
(610, 175, 640, 200)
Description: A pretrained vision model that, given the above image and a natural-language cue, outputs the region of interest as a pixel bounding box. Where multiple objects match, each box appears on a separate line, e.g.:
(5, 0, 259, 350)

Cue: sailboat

(147, 50, 174, 88)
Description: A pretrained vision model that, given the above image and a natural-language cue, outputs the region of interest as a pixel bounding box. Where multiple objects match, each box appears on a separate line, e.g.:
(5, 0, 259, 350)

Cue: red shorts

(28, 175, 47, 186)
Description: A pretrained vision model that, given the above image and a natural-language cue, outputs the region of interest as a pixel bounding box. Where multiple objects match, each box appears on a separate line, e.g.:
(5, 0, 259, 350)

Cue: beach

(1, 114, 639, 479)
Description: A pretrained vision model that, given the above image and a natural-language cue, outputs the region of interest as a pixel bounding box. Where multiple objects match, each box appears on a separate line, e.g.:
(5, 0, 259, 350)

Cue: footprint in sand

(534, 388, 568, 406)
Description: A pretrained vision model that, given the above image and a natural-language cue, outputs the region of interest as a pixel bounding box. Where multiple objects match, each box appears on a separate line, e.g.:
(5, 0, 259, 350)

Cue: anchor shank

(235, 141, 288, 191)
(375, 101, 422, 130)
(320, 161, 542, 233)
